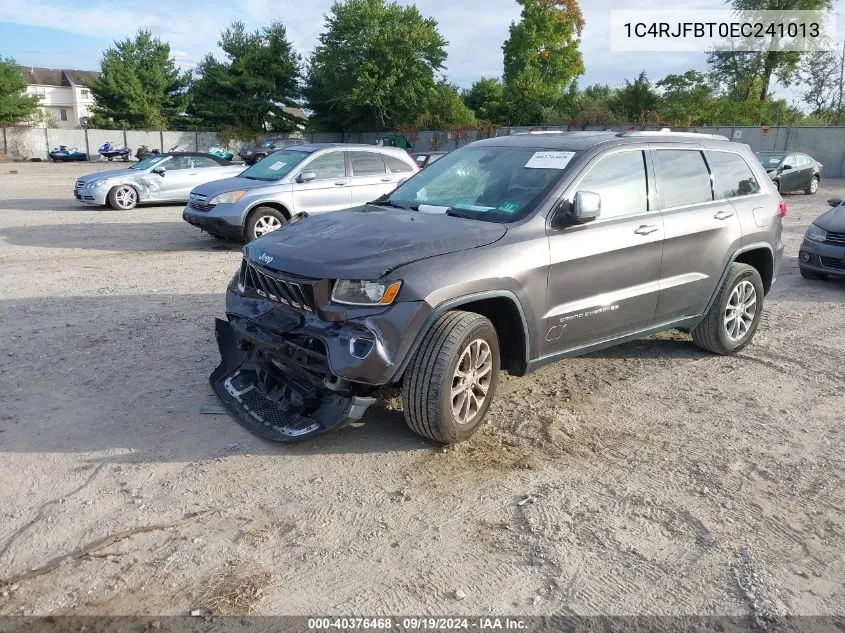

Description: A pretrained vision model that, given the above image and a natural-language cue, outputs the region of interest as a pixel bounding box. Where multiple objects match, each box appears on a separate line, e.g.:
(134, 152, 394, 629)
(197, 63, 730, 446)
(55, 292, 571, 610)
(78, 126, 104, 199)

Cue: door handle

(334, 181, 348, 186)
(381, 177, 393, 182)
(634, 224, 659, 235)
(714, 209, 734, 220)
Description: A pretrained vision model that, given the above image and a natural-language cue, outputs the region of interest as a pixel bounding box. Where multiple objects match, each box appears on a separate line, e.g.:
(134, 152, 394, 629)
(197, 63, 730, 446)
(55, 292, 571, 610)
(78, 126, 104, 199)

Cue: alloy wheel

(451, 339, 493, 426)
(253, 215, 283, 237)
(810, 177, 819, 193)
(114, 186, 137, 209)
(724, 280, 757, 342)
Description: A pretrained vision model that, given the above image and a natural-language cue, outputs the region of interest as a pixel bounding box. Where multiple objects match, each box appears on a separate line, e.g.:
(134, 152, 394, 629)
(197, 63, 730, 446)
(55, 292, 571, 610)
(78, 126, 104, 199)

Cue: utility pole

(838, 41, 844, 118)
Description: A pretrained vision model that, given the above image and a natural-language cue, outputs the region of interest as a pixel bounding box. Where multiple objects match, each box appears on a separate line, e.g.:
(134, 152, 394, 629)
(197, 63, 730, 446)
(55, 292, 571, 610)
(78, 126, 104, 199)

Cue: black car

(756, 151, 822, 195)
(238, 138, 305, 165)
(799, 197, 845, 280)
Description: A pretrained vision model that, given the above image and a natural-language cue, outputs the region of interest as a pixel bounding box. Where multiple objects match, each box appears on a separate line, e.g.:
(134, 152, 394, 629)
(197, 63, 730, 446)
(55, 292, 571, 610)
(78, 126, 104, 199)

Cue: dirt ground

(0, 161, 843, 619)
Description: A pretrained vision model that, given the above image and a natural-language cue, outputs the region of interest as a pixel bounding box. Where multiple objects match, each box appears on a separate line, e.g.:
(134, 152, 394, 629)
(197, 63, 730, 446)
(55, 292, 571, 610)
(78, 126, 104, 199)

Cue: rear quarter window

(383, 154, 414, 173)
(654, 149, 713, 208)
(708, 151, 761, 199)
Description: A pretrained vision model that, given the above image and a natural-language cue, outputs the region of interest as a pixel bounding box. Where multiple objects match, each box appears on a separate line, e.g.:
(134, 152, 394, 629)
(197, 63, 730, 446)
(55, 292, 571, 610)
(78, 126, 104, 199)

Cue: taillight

(778, 200, 787, 218)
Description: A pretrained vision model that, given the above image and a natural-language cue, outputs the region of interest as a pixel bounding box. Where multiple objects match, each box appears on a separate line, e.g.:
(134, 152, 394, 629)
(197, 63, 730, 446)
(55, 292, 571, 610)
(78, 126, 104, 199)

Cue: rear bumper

(799, 239, 845, 278)
(183, 207, 245, 239)
(210, 318, 376, 442)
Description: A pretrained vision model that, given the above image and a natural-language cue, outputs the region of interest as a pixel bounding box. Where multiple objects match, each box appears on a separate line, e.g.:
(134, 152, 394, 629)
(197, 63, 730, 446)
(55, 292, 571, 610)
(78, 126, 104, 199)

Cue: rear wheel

(402, 311, 500, 444)
(252, 153, 267, 164)
(692, 263, 764, 355)
(246, 206, 287, 241)
(107, 185, 138, 210)
(805, 176, 819, 195)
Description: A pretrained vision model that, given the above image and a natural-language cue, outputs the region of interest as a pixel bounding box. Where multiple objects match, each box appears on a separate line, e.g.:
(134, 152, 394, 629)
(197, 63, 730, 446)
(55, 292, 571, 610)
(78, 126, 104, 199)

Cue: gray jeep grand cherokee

(211, 131, 785, 444)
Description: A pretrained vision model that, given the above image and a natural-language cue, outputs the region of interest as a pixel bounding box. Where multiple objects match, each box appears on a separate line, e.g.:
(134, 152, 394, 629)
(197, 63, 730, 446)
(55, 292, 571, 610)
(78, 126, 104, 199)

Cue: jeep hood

(192, 176, 281, 197)
(814, 203, 845, 232)
(245, 206, 508, 279)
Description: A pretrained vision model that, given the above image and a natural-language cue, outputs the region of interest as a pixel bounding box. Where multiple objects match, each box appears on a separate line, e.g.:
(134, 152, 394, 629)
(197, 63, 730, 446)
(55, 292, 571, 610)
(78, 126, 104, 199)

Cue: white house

(20, 67, 100, 129)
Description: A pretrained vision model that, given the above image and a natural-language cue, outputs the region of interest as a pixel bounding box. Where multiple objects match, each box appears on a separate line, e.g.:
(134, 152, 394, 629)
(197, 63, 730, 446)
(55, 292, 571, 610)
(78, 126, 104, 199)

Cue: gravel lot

(0, 161, 843, 618)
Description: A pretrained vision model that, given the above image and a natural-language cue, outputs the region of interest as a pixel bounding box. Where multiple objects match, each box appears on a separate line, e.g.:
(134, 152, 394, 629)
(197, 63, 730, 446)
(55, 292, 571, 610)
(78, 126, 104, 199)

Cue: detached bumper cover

(210, 318, 376, 442)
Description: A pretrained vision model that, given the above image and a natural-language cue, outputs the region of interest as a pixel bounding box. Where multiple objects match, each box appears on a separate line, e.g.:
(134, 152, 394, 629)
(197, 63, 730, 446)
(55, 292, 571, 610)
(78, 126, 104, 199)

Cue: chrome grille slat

(824, 231, 845, 247)
(240, 259, 314, 311)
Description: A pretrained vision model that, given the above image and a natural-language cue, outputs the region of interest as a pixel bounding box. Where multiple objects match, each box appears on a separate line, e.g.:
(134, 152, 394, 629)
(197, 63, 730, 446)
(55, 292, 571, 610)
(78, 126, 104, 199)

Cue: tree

(0, 58, 40, 126)
(190, 21, 301, 138)
(797, 46, 843, 118)
(304, 0, 447, 131)
(656, 71, 717, 126)
(612, 71, 658, 123)
(502, 0, 585, 125)
(87, 30, 190, 129)
(707, 0, 833, 103)
(416, 80, 476, 129)
(462, 77, 506, 124)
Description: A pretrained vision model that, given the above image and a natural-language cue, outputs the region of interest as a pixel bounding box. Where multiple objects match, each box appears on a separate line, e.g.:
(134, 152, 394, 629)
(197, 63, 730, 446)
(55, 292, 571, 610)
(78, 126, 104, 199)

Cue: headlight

(209, 190, 246, 205)
(90, 179, 108, 188)
(331, 280, 402, 306)
(806, 224, 827, 242)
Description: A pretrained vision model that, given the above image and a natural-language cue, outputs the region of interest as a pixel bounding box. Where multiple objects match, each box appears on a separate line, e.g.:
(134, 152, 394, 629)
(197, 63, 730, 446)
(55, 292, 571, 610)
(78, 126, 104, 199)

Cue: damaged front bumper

(210, 288, 431, 442)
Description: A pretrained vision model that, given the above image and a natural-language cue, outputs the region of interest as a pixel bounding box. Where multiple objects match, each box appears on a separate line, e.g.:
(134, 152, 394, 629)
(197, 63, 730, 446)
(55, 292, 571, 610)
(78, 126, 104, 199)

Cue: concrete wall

(4, 126, 845, 176)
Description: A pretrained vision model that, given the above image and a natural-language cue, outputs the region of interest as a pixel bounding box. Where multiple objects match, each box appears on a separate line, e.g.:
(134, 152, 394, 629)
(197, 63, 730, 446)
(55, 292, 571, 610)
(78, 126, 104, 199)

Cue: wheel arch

(391, 291, 531, 383)
(245, 201, 291, 223)
(703, 243, 774, 315)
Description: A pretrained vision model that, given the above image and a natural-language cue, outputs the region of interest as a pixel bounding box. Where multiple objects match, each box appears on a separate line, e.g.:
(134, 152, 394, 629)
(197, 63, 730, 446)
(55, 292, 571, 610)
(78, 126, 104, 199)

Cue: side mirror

(570, 191, 601, 224)
(152, 166, 166, 176)
(296, 172, 317, 183)
(781, 164, 792, 170)
(828, 197, 842, 207)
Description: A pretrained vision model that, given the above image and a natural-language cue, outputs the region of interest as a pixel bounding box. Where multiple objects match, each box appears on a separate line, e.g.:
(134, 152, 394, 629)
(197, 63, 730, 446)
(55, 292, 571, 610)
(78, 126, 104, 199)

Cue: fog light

(800, 252, 811, 262)
(349, 337, 374, 359)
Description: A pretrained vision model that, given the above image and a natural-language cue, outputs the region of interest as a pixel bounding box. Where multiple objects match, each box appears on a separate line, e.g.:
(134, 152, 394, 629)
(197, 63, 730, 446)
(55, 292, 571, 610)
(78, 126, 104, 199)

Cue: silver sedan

(74, 152, 245, 210)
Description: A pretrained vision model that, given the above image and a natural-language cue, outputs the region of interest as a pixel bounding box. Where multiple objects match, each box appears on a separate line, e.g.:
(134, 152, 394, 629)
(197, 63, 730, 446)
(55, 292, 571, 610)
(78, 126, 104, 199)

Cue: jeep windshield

(386, 146, 574, 223)
(239, 150, 309, 181)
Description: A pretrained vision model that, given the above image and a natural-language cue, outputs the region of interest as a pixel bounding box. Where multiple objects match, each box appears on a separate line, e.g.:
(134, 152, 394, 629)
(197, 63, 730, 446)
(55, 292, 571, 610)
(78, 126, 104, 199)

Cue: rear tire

(252, 153, 266, 164)
(246, 206, 287, 241)
(402, 311, 500, 444)
(692, 263, 764, 355)
(800, 268, 827, 280)
(805, 176, 819, 195)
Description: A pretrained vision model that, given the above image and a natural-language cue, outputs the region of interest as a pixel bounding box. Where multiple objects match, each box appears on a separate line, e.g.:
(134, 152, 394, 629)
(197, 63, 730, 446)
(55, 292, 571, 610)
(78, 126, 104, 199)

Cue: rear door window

(383, 154, 414, 173)
(654, 149, 713, 208)
(707, 151, 761, 199)
(303, 151, 347, 180)
(349, 152, 387, 176)
(576, 150, 649, 219)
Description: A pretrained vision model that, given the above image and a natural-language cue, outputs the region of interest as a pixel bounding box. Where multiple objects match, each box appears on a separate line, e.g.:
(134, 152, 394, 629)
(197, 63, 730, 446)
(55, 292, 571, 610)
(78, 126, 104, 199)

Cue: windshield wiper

(367, 196, 414, 210)
(445, 207, 480, 220)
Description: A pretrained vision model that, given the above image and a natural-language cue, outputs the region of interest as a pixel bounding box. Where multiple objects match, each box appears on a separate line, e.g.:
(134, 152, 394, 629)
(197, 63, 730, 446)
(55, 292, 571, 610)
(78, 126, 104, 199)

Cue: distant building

(19, 67, 101, 129)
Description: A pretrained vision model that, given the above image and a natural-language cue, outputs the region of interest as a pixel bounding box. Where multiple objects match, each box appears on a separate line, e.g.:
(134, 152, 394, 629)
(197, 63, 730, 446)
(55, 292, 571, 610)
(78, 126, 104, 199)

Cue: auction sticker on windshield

(268, 161, 287, 171)
(525, 151, 575, 169)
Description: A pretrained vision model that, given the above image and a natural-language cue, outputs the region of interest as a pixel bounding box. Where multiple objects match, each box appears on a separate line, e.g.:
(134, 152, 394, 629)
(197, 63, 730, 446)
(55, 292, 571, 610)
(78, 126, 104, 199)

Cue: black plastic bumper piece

(209, 318, 376, 442)
(183, 210, 244, 239)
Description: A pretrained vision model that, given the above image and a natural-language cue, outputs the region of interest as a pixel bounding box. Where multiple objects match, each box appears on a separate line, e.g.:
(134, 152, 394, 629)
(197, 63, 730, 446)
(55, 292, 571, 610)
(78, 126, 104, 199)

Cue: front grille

(820, 256, 845, 270)
(189, 193, 215, 212)
(239, 259, 315, 311)
(824, 231, 845, 247)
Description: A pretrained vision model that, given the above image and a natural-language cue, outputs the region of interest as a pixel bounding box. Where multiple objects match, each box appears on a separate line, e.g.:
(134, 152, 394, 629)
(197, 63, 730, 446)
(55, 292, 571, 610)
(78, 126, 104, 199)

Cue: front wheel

(692, 263, 764, 355)
(805, 176, 819, 195)
(402, 311, 500, 444)
(246, 206, 287, 241)
(107, 185, 138, 210)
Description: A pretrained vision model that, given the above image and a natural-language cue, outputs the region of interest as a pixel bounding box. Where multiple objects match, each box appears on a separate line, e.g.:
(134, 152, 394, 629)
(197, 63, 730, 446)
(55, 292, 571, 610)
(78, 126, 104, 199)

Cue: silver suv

(182, 144, 418, 241)
(209, 131, 785, 444)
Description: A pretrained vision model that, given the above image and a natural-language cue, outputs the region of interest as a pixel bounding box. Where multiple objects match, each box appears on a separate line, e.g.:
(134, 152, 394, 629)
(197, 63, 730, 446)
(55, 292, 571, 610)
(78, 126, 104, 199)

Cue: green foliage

(304, 0, 447, 131)
(416, 81, 476, 129)
(189, 21, 301, 138)
(462, 77, 506, 124)
(656, 71, 717, 126)
(502, 0, 585, 125)
(613, 71, 658, 123)
(0, 58, 40, 125)
(87, 30, 190, 129)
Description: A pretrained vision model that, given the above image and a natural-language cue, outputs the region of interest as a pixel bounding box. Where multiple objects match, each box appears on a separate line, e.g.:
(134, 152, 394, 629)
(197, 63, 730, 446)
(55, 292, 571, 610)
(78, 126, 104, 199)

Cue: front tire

(107, 185, 138, 210)
(692, 263, 764, 355)
(246, 206, 287, 241)
(402, 311, 500, 444)
(805, 176, 819, 195)
(252, 153, 266, 165)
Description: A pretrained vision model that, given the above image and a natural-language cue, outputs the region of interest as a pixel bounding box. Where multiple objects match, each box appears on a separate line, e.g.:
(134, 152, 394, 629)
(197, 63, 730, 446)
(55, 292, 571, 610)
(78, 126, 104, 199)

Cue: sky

(0, 0, 842, 104)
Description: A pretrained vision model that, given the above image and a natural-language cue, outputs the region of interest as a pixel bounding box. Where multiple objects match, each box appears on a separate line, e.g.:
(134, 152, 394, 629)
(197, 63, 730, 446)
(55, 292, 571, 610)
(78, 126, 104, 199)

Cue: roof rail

(616, 128, 730, 141)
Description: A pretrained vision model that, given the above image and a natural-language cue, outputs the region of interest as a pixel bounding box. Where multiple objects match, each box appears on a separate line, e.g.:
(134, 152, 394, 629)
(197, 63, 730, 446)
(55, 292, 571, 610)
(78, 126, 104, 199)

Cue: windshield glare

(130, 155, 169, 170)
(758, 154, 785, 169)
(259, 140, 276, 148)
(388, 147, 571, 223)
(239, 150, 308, 181)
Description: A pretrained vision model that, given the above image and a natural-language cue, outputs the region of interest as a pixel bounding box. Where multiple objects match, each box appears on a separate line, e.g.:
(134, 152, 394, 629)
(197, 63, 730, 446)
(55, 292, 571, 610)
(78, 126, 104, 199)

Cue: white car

(74, 152, 245, 210)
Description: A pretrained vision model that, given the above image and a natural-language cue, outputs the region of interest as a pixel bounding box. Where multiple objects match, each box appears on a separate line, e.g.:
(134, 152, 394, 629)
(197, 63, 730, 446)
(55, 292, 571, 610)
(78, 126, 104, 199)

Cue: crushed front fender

(209, 318, 376, 442)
